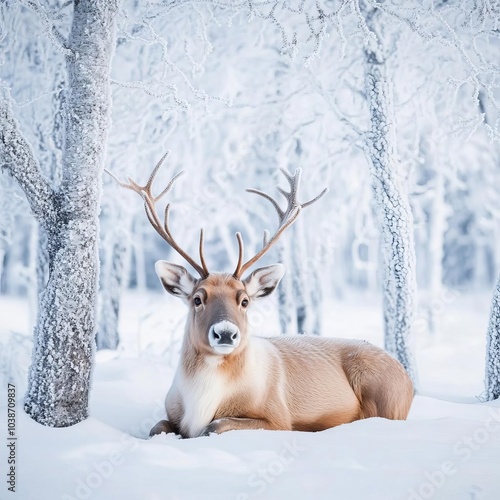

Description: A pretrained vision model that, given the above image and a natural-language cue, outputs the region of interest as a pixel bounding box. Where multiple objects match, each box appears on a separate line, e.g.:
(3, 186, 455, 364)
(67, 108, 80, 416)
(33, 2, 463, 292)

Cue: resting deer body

(109, 154, 414, 438)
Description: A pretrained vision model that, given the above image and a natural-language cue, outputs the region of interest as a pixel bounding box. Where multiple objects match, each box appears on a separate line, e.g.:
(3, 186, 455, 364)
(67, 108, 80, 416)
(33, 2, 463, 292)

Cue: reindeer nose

(209, 320, 241, 353)
(213, 329, 239, 345)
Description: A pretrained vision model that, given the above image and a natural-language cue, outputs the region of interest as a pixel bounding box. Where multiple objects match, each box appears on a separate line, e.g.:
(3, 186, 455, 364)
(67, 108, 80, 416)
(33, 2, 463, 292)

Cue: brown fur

(150, 272, 415, 438)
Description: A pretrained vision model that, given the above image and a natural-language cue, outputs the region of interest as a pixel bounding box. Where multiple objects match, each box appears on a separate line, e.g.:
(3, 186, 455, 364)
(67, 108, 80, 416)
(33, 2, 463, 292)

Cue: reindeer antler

(105, 151, 209, 279)
(233, 168, 328, 279)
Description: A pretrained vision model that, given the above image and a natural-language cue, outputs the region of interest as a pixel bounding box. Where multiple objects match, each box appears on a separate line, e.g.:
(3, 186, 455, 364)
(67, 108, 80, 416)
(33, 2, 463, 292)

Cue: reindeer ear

(155, 261, 197, 299)
(243, 264, 285, 300)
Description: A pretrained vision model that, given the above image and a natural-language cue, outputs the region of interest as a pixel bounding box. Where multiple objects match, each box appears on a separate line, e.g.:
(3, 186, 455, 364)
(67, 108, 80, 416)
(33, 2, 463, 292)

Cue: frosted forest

(0, 1, 500, 499)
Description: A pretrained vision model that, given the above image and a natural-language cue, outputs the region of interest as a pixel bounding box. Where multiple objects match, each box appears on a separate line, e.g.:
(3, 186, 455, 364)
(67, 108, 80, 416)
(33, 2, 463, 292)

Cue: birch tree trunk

(485, 273, 500, 401)
(365, 47, 417, 384)
(291, 223, 309, 334)
(132, 224, 147, 291)
(0, 174, 13, 291)
(310, 262, 323, 335)
(427, 168, 446, 335)
(277, 240, 296, 335)
(36, 69, 65, 297)
(0, 0, 120, 426)
(96, 238, 127, 350)
(96, 210, 129, 350)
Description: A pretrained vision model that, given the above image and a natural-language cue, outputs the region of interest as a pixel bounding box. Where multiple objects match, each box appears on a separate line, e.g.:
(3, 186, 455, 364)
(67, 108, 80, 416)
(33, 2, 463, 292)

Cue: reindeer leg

(200, 417, 285, 436)
(149, 419, 177, 437)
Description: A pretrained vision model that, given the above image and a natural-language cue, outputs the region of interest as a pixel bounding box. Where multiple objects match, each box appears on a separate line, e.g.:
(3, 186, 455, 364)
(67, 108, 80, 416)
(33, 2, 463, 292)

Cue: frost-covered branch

(115, 7, 232, 111)
(0, 87, 56, 228)
(362, 0, 500, 139)
(18, 0, 71, 56)
(147, 0, 350, 61)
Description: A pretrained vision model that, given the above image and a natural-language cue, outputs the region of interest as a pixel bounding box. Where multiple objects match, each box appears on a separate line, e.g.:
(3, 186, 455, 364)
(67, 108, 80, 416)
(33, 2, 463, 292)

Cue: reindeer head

(155, 263, 284, 355)
(107, 153, 326, 357)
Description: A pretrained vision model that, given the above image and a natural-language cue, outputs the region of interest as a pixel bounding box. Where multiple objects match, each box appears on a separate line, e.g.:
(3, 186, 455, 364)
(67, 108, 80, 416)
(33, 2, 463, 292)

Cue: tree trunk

(427, 168, 446, 335)
(277, 240, 295, 334)
(26, 220, 39, 333)
(1, 0, 120, 426)
(37, 227, 49, 294)
(485, 273, 500, 401)
(291, 223, 309, 334)
(96, 214, 129, 350)
(0, 247, 5, 292)
(132, 219, 147, 291)
(0, 174, 13, 291)
(36, 69, 65, 298)
(309, 261, 323, 335)
(365, 50, 417, 385)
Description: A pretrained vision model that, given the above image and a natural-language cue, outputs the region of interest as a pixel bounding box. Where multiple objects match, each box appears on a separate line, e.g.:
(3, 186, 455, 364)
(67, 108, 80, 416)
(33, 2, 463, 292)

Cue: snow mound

(1, 395, 499, 500)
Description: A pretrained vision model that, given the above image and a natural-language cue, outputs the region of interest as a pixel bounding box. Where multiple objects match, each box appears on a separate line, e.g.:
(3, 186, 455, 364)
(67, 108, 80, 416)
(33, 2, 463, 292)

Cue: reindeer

(108, 153, 414, 439)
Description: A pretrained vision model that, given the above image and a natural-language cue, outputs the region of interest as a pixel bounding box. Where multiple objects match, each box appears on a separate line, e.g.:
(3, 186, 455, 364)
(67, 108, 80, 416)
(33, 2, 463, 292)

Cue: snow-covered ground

(1, 291, 499, 499)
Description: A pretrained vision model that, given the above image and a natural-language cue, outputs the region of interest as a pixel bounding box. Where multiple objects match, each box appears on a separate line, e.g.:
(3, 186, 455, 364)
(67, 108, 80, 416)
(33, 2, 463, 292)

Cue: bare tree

(96, 204, 129, 350)
(362, 8, 417, 383)
(0, 0, 120, 426)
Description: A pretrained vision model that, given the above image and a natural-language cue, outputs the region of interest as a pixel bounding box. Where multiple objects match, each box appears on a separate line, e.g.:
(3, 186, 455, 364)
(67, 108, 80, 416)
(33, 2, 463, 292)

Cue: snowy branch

(147, 0, 348, 61)
(0, 86, 56, 228)
(364, 0, 500, 139)
(18, 0, 71, 56)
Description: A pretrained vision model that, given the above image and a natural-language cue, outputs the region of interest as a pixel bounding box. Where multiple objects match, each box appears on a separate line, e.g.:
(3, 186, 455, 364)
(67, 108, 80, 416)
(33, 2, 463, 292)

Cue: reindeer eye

(194, 297, 202, 306)
(241, 299, 249, 308)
